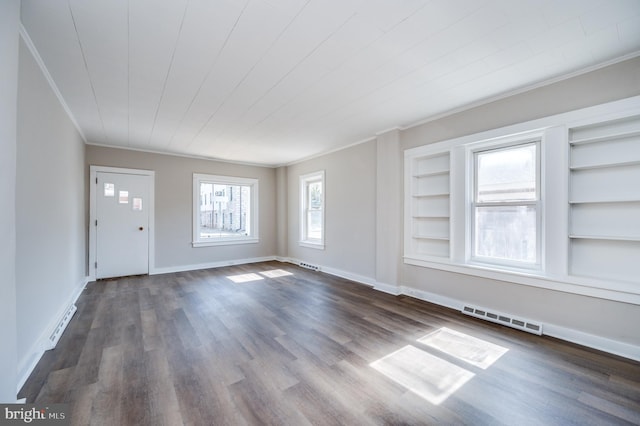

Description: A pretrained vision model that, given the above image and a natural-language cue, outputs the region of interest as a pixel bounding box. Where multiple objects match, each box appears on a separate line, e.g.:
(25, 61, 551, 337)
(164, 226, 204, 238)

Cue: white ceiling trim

(19, 24, 87, 143)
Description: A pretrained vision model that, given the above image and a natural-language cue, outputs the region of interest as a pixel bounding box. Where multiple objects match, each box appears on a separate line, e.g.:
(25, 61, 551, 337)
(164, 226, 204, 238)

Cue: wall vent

(461, 304, 542, 335)
(48, 304, 77, 350)
(299, 262, 320, 271)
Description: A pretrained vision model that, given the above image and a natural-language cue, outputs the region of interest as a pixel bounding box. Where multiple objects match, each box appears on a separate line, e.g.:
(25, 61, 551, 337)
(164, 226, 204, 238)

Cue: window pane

(308, 181, 322, 209)
(118, 190, 129, 204)
(474, 205, 537, 263)
(307, 210, 322, 240)
(199, 183, 251, 239)
(477, 144, 536, 202)
(104, 183, 115, 197)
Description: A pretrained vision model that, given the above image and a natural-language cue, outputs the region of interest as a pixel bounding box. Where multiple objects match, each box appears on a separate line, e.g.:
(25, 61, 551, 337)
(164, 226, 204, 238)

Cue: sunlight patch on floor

(260, 269, 293, 278)
(227, 273, 264, 283)
(370, 345, 475, 405)
(418, 327, 509, 369)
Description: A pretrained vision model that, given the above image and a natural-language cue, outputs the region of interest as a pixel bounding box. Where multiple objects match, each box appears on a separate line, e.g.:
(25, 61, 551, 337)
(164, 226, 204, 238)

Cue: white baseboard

(398, 284, 640, 362)
(374, 281, 401, 295)
(280, 257, 378, 288)
(17, 276, 88, 394)
(543, 323, 640, 362)
(151, 256, 277, 275)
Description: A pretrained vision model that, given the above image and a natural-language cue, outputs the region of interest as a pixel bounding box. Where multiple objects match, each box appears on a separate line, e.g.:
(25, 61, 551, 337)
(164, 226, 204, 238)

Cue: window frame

(469, 139, 542, 271)
(299, 170, 325, 249)
(192, 173, 259, 247)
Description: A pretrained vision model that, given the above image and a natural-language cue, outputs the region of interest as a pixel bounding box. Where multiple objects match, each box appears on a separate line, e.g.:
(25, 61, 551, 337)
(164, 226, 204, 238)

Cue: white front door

(96, 171, 150, 279)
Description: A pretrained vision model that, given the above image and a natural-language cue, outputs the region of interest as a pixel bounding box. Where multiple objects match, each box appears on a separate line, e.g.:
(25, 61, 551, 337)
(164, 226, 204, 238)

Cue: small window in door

(132, 197, 143, 211)
(119, 190, 129, 204)
(104, 183, 115, 197)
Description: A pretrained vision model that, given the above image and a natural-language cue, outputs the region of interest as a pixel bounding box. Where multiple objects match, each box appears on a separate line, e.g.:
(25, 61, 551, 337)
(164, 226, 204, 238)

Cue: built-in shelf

(406, 150, 451, 260)
(569, 198, 640, 205)
(412, 215, 450, 219)
(569, 159, 640, 171)
(569, 129, 640, 146)
(569, 235, 640, 242)
(414, 170, 449, 178)
(413, 235, 449, 241)
(568, 114, 640, 284)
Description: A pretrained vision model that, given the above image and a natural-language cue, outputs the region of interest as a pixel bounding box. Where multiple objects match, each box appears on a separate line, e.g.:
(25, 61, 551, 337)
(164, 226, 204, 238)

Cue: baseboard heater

(462, 304, 543, 335)
(48, 304, 77, 350)
(299, 262, 320, 271)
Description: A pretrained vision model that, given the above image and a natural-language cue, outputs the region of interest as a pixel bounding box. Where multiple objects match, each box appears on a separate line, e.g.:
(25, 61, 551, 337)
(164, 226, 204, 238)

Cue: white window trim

(299, 170, 325, 250)
(468, 137, 543, 271)
(403, 95, 640, 305)
(192, 173, 259, 247)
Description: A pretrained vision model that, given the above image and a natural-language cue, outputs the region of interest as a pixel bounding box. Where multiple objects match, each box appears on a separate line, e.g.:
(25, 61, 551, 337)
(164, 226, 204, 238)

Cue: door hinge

(95, 220, 98, 226)
(96, 177, 98, 184)
(94, 261, 97, 268)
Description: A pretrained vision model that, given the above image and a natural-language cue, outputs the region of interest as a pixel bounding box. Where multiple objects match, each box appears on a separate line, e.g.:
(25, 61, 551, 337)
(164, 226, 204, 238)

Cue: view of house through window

(199, 183, 251, 239)
(473, 142, 539, 266)
(193, 174, 258, 246)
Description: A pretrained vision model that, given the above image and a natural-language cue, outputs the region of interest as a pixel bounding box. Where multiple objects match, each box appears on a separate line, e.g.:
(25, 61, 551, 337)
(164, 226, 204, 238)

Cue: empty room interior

(2, 0, 640, 424)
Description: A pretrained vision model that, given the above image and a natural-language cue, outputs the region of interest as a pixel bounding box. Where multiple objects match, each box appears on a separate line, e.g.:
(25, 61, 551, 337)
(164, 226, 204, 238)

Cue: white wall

(16, 36, 87, 385)
(0, 0, 20, 403)
(85, 145, 277, 272)
(399, 57, 640, 351)
(286, 141, 377, 281)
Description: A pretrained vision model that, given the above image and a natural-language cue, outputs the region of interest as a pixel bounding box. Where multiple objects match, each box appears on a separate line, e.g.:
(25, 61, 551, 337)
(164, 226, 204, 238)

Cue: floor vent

(48, 304, 77, 350)
(461, 304, 542, 335)
(299, 262, 320, 271)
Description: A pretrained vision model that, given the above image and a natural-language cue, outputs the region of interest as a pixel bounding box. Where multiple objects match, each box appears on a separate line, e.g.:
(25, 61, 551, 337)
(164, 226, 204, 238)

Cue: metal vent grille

(299, 262, 320, 271)
(461, 304, 543, 335)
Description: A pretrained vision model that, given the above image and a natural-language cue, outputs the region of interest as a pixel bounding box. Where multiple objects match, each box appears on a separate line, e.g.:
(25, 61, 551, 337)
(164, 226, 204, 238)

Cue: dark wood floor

(20, 261, 640, 425)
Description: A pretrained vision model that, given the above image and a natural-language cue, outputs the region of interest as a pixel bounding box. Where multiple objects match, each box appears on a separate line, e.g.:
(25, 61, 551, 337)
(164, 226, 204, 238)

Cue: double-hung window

(300, 171, 325, 249)
(192, 173, 258, 247)
(471, 141, 540, 269)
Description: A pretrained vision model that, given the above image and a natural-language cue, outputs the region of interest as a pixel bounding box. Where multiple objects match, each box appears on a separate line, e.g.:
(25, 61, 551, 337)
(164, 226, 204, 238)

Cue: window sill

(403, 255, 640, 305)
(193, 238, 259, 247)
(299, 241, 325, 250)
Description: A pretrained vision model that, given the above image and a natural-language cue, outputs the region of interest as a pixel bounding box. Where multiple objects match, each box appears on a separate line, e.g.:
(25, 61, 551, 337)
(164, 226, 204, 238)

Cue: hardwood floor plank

(17, 262, 640, 425)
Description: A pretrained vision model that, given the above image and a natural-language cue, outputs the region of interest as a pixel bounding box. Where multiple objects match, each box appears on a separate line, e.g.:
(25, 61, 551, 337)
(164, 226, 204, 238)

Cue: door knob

(139, 226, 144, 231)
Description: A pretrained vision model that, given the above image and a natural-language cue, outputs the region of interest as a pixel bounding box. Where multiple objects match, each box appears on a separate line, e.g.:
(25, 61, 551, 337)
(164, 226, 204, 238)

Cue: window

(193, 174, 258, 247)
(472, 142, 540, 268)
(300, 171, 325, 249)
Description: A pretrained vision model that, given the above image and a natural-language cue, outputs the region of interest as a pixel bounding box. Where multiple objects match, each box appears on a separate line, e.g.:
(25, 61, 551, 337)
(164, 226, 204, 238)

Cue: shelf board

(413, 235, 450, 241)
(569, 129, 640, 146)
(412, 215, 450, 219)
(569, 198, 640, 205)
(413, 193, 450, 198)
(570, 159, 640, 171)
(569, 234, 640, 242)
(413, 170, 449, 178)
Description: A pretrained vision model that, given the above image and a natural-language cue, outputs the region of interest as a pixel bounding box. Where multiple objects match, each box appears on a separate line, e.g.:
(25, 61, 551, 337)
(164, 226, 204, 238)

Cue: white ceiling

(20, 0, 640, 166)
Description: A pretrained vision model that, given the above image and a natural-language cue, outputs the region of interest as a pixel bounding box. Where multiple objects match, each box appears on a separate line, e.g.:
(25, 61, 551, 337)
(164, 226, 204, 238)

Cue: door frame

(89, 165, 155, 281)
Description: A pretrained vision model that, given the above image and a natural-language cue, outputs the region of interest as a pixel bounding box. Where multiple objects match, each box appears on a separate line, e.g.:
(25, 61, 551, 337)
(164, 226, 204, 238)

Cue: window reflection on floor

(370, 345, 475, 405)
(418, 327, 508, 369)
(260, 269, 293, 278)
(226, 273, 264, 283)
(370, 327, 509, 405)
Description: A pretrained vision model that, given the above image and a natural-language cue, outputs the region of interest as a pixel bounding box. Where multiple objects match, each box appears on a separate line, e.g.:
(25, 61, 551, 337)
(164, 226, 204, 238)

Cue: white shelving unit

(568, 115, 640, 283)
(406, 150, 451, 260)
